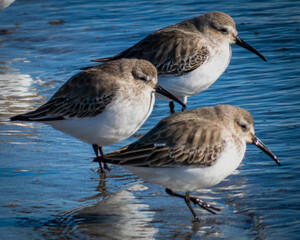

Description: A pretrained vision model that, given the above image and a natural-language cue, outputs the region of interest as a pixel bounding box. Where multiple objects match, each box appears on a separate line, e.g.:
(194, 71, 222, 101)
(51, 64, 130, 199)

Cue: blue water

(0, 0, 299, 239)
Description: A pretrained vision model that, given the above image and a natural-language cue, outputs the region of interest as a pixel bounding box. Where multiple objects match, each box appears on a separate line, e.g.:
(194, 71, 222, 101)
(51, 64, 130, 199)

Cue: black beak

(235, 37, 267, 61)
(155, 85, 186, 111)
(252, 136, 281, 166)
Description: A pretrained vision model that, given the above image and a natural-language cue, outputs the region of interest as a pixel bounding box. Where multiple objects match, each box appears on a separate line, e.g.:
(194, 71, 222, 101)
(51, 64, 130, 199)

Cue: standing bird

(10, 59, 186, 172)
(96, 105, 281, 221)
(90, 12, 267, 113)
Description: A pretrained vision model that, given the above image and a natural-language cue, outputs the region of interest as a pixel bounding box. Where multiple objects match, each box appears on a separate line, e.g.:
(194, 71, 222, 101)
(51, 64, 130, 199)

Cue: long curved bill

(252, 136, 281, 166)
(155, 85, 186, 111)
(235, 37, 267, 61)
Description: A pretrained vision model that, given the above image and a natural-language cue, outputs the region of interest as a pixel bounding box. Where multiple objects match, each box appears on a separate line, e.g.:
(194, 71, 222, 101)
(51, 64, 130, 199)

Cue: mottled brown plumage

(91, 12, 221, 76)
(98, 105, 280, 221)
(10, 59, 186, 172)
(94, 29, 211, 76)
(92, 12, 265, 75)
(12, 59, 159, 121)
(100, 105, 254, 167)
(89, 12, 266, 112)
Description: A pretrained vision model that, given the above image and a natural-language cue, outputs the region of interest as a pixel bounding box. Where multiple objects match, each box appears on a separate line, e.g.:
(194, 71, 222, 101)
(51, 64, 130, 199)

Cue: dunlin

(10, 59, 186, 172)
(90, 12, 266, 113)
(96, 105, 280, 221)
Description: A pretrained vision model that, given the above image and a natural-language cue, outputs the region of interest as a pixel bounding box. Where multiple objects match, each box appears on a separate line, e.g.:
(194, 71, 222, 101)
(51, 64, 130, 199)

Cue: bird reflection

(0, 72, 46, 124)
(81, 172, 108, 202)
(42, 183, 158, 239)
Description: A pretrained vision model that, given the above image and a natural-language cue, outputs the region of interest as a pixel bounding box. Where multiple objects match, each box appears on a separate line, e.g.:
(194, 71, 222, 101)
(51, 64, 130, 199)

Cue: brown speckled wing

(16, 70, 116, 121)
(102, 118, 226, 167)
(101, 30, 210, 76)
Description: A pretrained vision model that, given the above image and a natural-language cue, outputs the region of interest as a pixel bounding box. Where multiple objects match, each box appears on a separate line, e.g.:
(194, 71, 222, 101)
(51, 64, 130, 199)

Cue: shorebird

(10, 59, 186, 172)
(96, 105, 281, 221)
(89, 12, 267, 113)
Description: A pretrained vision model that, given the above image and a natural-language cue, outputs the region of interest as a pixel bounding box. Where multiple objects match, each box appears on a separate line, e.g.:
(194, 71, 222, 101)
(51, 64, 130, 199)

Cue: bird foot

(191, 216, 201, 223)
(104, 163, 112, 171)
(93, 157, 111, 173)
(190, 197, 221, 214)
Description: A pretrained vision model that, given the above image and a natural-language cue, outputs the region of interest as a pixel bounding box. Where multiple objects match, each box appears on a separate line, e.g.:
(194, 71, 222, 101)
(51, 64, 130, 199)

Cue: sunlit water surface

(0, 0, 299, 239)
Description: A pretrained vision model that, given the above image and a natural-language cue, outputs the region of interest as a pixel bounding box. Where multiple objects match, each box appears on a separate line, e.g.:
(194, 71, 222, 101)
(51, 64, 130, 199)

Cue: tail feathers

(94, 156, 118, 165)
(80, 56, 114, 70)
(10, 113, 64, 121)
(93, 144, 168, 167)
(80, 66, 95, 71)
(93, 145, 130, 165)
(94, 155, 123, 165)
(91, 56, 114, 62)
(10, 114, 32, 121)
(81, 55, 122, 70)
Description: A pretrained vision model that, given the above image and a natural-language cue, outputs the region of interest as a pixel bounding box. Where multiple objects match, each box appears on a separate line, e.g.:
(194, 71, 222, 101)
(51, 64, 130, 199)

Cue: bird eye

(239, 123, 248, 131)
(220, 28, 228, 34)
(140, 76, 149, 81)
(132, 71, 149, 81)
(236, 120, 249, 131)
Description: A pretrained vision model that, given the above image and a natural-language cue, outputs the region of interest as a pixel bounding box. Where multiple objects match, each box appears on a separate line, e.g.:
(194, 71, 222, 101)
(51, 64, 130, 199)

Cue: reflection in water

(0, 71, 46, 146)
(42, 184, 158, 240)
(0, 71, 45, 123)
(80, 172, 109, 202)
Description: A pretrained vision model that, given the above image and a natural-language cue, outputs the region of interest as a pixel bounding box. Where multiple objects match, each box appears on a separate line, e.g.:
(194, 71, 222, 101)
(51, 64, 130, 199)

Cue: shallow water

(0, 0, 299, 239)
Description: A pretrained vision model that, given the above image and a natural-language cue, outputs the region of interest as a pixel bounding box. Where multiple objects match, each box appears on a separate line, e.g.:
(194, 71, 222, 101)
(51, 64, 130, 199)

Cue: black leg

(184, 191, 200, 222)
(92, 144, 99, 157)
(98, 146, 111, 171)
(93, 144, 105, 172)
(169, 101, 175, 114)
(165, 188, 220, 218)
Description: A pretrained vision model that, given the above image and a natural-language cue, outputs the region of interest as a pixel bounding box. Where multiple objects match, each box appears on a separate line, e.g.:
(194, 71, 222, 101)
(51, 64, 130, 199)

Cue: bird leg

(92, 145, 111, 172)
(184, 191, 200, 222)
(93, 144, 104, 172)
(165, 188, 221, 220)
(98, 146, 111, 171)
(169, 101, 175, 114)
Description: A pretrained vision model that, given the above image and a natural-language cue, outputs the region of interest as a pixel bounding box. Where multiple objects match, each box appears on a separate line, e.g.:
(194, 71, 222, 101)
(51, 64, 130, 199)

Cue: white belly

(125, 140, 245, 191)
(157, 46, 231, 101)
(46, 92, 155, 146)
